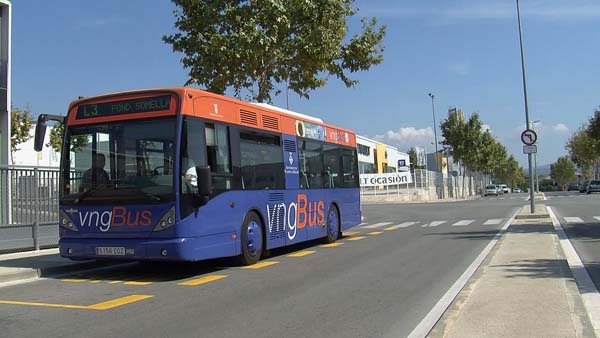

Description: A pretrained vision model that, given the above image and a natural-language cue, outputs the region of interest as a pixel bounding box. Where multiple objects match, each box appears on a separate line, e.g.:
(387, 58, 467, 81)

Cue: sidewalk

(0, 249, 114, 285)
(428, 204, 596, 338)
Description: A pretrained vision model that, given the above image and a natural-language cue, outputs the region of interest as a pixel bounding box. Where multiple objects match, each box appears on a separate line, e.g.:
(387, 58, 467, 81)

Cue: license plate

(96, 247, 126, 256)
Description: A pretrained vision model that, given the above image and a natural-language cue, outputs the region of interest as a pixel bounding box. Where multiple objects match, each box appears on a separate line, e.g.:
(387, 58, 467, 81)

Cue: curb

(0, 259, 118, 285)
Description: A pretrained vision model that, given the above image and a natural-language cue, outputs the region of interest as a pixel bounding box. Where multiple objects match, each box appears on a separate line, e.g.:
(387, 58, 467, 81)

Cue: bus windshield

(60, 117, 176, 205)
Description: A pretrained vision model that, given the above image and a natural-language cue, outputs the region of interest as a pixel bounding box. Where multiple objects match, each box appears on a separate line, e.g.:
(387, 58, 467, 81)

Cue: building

(0, 0, 11, 166)
(356, 135, 410, 174)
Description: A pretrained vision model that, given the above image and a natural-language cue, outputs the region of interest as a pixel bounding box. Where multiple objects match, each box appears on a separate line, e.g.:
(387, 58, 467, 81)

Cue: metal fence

(0, 166, 60, 254)
(359, 169, 485, 200)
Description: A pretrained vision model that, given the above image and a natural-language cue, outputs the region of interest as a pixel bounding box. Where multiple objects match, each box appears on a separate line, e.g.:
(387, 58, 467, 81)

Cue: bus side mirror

(194, 166, 212, 207)
(34, 116, 48, 152)
(34, 114, 66, 152)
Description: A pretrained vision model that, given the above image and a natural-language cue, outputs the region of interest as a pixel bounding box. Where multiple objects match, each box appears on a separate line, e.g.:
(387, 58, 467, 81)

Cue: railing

(0, 166, 61, 254)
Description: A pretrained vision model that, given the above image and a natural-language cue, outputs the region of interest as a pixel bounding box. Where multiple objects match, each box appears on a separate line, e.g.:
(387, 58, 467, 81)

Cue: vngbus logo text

(266, 194, 325, 240)
(77, 207, 153, 232)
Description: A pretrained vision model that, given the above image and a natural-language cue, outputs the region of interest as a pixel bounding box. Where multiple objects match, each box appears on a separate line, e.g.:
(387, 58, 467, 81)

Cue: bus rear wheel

(238, 212, 263, 265)
(324, 205, 340, 244)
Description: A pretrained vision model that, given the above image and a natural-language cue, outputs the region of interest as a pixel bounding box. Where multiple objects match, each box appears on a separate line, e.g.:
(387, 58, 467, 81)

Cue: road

(0, 195, 527, 338)
(546, 190, 600, 291)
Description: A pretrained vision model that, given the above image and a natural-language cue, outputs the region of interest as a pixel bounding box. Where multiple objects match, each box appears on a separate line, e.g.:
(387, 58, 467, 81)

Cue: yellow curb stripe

(288, 250, 316, 257)
(368, 231, 383, 235)
(344, 231, 360, 236)
(178, 274, 228, 286)
(123, 281, 153, 286)
(321, 243, 344, 248)
(241, 261, 280, 269)
(347, 236, 366, 241)
(384, 226, 398, 231)
(0, 294, 153, 311)
(108, 281, 122, 284)
(61, 278, 88, 283)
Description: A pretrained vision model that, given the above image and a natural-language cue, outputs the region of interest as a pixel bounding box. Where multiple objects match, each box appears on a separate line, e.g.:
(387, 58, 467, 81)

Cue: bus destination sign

(76, 95, 171, 119)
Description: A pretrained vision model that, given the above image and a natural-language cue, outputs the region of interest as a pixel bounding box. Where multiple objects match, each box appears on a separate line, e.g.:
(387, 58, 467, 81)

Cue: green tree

(10, 107, 34, 161)
(566, 125, 596, 179)
(587, 106, 600, 146)
(163, 0, 386, 102)
(550, 156, 577, 189)
(47, 123, 88, 153)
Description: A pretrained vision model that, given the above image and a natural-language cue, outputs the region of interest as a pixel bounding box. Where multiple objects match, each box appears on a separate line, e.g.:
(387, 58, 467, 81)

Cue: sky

(10, 0, 600, 166)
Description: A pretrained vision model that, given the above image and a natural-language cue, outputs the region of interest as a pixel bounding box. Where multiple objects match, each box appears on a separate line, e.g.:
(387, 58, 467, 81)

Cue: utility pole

(516, 0, 536, 213)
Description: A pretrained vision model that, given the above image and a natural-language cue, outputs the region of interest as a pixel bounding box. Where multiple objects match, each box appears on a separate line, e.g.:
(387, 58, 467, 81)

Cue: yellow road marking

(344, 231, 360, 236)
(86, 295, 153, 310)
(288, 250, 316, 257)
(61, 278, 88, 283)
(384, 226, 398, 231)
(123, 281, 153, 286)
(368, 231, 383, 235)
(321, 243, 344, 248)
(241, 261, 280, 269)
(0, 294, 153, 311)
(347, 236, 366, 241)
(109, 281, 122, 284)
(178, 274, 228, 286)
(90, 280, 103, 284)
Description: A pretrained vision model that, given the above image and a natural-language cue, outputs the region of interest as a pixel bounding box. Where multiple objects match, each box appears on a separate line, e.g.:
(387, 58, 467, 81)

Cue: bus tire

(324, 204, 340, 244)
(238, 212, 263, 265)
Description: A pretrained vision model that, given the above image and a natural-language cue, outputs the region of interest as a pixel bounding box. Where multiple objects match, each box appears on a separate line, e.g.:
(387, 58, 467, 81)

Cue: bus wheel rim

(328, 210, 338, 238)
(247, 220, 262, 256)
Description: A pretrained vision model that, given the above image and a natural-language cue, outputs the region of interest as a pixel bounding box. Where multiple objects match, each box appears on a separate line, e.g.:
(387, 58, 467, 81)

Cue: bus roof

(67, 87, 356, 147)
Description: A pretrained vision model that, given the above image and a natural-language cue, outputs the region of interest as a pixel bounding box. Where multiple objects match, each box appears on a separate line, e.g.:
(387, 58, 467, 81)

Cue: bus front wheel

(238, 212, 263, 265)
(324, 205, 340, 244)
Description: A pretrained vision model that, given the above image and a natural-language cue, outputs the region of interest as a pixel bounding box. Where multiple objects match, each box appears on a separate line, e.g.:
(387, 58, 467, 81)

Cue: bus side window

(240, 131, 284, 190)
(206, 123, 232, 192)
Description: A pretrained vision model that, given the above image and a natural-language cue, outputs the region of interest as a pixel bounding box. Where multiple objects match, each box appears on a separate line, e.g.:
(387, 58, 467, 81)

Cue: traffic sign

(521, 129, 537, 145)
(523, 145, 537, 154)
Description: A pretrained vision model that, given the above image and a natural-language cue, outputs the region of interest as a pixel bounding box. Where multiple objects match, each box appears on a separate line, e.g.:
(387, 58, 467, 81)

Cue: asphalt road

(0, 195, 526, 338)
(546, 190, 600, 291)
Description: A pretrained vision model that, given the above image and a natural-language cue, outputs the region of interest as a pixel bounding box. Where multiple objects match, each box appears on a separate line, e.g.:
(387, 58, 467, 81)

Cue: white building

(0, 0, 11, 166)
(11, 127, 60, 167)
(356, 135, 410, 174)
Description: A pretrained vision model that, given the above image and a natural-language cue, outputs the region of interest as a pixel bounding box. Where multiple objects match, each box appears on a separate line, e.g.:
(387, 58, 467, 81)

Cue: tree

(10, 107, 33, 161)
(550, 156, 577, 189)
(566, 125, 596, 179)
(47, 123, 88, 153)
(163, 0, 386, 102)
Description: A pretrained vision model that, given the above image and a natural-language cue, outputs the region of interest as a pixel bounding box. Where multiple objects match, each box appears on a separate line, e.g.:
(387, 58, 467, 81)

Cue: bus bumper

(59, 235, 238, 262)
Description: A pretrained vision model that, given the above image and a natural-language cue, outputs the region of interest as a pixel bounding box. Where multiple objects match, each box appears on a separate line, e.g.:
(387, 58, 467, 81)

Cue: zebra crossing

(359, 218, 507, 229)
(562, 216, 600, 224)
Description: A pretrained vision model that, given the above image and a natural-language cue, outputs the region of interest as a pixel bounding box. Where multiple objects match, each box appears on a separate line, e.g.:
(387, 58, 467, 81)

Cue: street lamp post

(516, 0, 535, 213)
(531, 119, 540, 193)
(428, 93, 439, 172)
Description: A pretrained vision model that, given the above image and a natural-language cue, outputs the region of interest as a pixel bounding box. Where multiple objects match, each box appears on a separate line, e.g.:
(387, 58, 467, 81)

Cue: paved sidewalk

(429, 204, 596, 338)
(0, 249, 114, 284)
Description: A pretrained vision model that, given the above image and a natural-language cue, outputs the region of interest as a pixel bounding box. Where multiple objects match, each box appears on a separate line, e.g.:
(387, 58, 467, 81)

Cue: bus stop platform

(0, 249, 112, 284)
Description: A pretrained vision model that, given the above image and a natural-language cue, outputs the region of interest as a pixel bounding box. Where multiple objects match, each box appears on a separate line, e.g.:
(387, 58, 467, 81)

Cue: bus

(34, 87, 361, 264)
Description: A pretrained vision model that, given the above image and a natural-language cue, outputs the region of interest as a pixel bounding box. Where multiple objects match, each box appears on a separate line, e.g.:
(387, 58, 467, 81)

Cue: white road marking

(483, 219, 503, 225)
(548, 207, 600, 337)
(564, 217, 584, 224)
(387, 222, 418, 230)
(406, 208, 520, 338)
(363, 222, 392, 229)
(422, 221, 446, 227)
(451, 220, 474, 226)
(594, 217, 600, 222)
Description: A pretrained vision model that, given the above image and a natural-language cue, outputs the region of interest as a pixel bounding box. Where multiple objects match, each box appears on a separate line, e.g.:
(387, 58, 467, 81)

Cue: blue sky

(11, 0, 600, 166)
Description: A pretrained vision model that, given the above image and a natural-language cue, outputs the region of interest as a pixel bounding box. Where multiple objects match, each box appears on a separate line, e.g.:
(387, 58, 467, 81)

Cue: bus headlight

(59, 210, 79, 232)
(153, 207, 176, 231)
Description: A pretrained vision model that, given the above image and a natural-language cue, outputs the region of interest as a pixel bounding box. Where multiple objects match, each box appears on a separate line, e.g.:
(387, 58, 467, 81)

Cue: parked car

(567, 182, 579, 191)
(579, 180, 590, 193)
(500, 184, 509, 194)
(513, 188, 522, 193)
(485, 185, 500, 196)
(587, 180, 600, 194)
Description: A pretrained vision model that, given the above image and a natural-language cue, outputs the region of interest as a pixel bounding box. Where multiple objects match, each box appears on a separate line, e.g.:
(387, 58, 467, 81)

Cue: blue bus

(34, 87, 361, 264)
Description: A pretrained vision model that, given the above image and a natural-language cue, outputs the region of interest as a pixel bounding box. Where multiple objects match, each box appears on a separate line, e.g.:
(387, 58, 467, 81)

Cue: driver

(81, 153, 110, 190)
